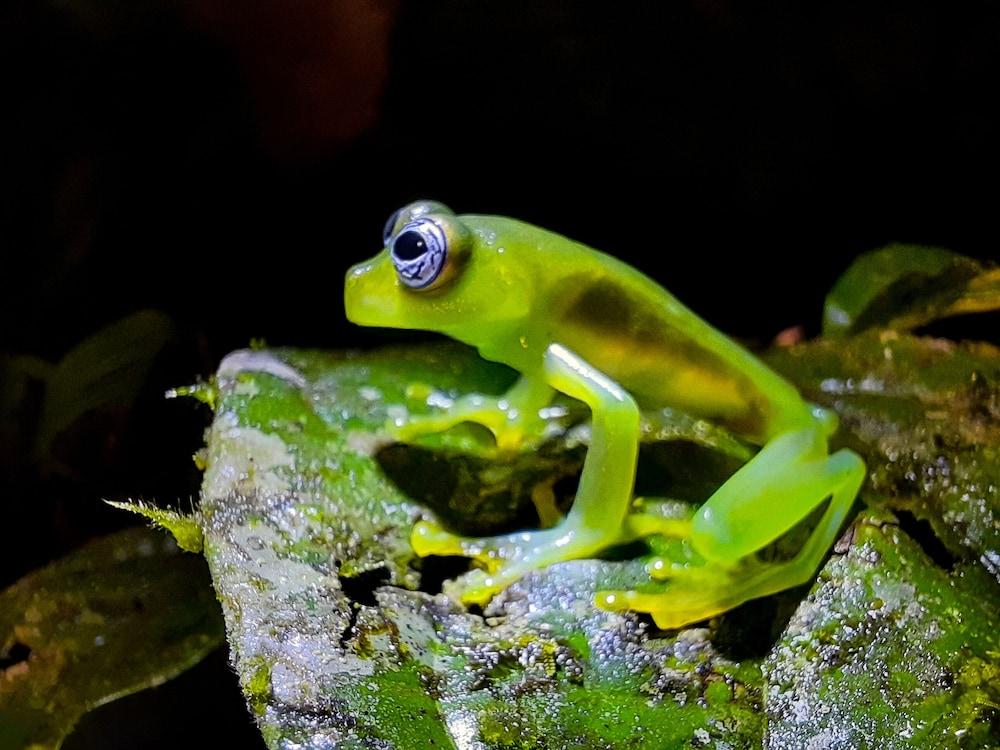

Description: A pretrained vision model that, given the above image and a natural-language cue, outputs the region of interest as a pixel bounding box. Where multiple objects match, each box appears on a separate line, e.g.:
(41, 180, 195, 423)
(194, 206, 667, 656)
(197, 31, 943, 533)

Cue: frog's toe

(411, 522, 505, 605)
(643, 556, 725, 583)
(411, 520, 465, 557)
(597, 589, 653, 615)
(443, 568, 505, 607)
(645, 556, 686, 581)
(411, 520, 503, 572)
(386, 414, 447, 443)
(596, 587, 728, 630)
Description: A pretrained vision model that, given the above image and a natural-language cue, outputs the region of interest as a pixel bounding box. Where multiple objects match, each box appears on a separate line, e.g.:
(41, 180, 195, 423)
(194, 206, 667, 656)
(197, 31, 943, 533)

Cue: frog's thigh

(690, 426, 844, 563)
(604, 446, 865, 629)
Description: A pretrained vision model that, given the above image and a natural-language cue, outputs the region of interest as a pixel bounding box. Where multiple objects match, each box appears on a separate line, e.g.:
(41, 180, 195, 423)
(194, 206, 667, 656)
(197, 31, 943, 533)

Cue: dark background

(2, 1, 998, 747)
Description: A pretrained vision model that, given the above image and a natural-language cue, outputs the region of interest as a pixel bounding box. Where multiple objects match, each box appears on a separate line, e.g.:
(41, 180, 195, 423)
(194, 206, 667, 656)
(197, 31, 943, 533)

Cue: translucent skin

(345, 204, 865, 628)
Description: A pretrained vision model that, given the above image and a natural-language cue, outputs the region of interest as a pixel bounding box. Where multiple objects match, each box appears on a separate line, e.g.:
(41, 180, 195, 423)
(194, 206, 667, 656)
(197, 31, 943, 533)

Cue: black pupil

(393, 231, 427, 261)
(382, 210, 400, 244)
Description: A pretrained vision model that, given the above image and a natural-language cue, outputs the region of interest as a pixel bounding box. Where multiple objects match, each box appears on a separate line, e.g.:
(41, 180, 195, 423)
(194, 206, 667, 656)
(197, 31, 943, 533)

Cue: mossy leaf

(196, 292, 999, 746)
(765, 515, 1000, 750)
(197, 345, 766, 749)
(0, 527, 224, 750)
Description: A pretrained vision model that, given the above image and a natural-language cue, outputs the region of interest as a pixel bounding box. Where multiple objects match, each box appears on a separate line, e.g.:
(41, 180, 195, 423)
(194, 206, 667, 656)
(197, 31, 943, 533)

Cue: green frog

(344, 200, 865, 628)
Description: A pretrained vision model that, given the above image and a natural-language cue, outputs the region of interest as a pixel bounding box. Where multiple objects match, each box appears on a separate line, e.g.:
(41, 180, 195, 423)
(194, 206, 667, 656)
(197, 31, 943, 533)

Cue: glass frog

(344, 200, 865, 628)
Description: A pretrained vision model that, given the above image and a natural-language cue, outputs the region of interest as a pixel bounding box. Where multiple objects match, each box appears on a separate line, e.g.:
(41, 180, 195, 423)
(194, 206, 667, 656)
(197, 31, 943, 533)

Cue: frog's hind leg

(411, 343, 640, 605)
(599, 428, 865, 629)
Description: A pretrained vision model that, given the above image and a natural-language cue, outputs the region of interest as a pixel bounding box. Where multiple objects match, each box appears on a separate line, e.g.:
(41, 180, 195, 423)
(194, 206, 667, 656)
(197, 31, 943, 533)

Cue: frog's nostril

(348, 258, 379, 279)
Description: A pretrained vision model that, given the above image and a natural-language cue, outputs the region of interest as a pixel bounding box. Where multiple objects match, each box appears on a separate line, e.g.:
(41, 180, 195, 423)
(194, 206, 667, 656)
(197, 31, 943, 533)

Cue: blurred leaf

(822, 244, 999, 336)
(0, 355, 53, 472)
(0, 527, 224, 750)
(765, 515, 1000, 749)
(768, 331, 1000, 580)
(35, 310, 175, 459)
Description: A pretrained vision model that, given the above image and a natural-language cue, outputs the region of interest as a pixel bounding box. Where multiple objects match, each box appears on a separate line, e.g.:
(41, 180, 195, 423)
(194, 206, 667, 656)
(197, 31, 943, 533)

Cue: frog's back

(470, 215, 809, 441)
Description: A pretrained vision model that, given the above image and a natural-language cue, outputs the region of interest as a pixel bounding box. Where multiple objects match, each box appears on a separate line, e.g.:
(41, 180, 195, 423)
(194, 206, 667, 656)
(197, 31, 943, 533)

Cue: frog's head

(345, 200, 529, 344)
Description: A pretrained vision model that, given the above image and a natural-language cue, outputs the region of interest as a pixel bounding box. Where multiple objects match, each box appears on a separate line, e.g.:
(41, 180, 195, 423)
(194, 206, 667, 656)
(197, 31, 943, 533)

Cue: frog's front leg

(599, 422, 865, 629)
(391, 375, 554, 451)
(411, 343, 639, 605)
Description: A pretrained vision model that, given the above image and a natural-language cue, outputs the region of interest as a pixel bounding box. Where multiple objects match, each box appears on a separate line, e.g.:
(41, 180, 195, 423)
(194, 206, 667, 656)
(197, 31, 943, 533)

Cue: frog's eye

(383, 200, 454, 246)
(390, 214, 469, 291)
(390, 218, 448, 289)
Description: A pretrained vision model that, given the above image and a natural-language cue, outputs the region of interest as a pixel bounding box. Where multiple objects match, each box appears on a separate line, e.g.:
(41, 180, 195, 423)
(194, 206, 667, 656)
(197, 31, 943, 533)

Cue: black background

(2, 2, 999, 747)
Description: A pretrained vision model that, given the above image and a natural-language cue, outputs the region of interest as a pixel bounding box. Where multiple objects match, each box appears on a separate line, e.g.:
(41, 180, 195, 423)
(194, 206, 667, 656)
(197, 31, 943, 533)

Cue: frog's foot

(412, 343, 643, 609)
(599, 556, 800, 629)
(594, 552, 756, 628)
(412, 519, 611, 606)
(599, 576, 743, 630)
(599, 446, 866, 629)
(389, 377, 553, 452)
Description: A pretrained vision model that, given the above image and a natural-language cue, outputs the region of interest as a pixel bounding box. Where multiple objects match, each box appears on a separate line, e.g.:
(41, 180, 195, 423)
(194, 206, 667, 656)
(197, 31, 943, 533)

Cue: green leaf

(196, 344, 765, 748)
(822, 244, 999, 336)
(195, 330, 1000, 747)
(765, 515, 1000, 749)
(0, 527, 224, 750)
(768, 331, 1000, 578)
(35, 310, 175, 459)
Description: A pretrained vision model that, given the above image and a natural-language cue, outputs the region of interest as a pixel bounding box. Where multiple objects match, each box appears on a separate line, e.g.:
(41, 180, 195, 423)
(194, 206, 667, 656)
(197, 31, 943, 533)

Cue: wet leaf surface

(0, 527, 224, 750)
(195, 340, 999, 748)
(765, 515, 1000, 750)
(197, 345, 766, 749)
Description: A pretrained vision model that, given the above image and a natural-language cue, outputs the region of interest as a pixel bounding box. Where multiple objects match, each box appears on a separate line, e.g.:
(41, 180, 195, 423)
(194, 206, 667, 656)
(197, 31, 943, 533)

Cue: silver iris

(390, 218, 448, 289)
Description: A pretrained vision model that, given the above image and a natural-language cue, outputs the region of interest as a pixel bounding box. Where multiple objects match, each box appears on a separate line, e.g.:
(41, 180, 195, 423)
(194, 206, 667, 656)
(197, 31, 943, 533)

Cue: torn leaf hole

(417, 555, 474, 596)
(714, 591, 803, 662)
(338, 566, 390, 649)
(0, 642, 31, 671)
(340, 565, 390, 608)
(895, 510, 958, 569)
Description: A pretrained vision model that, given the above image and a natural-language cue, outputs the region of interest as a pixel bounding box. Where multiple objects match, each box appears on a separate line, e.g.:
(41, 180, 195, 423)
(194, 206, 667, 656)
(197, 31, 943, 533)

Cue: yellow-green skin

(345, 202, 865, 628)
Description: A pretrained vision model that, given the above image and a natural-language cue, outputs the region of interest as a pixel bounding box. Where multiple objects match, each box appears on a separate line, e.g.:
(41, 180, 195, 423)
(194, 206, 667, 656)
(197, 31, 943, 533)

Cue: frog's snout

(344, 257, 399, 327)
